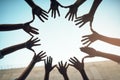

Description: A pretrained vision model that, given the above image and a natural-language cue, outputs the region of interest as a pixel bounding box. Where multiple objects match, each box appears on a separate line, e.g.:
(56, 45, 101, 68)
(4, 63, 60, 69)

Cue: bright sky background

(0, 0, 120, 69)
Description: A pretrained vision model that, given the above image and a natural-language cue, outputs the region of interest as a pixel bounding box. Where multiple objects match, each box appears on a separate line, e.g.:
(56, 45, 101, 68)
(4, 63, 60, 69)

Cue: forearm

(44, 73, 50, 80)
(89, 0, 102, 16)
(96, 50, 120, 63)
(99, 34, 120, 46)
(25, 0, 36, 8)
(79, 69, 89, 80)
(0, 24, 23, 31)
(62, 74, 69, 80)
(1, 42, 26, 56)
(74, 0, 86, 7)
(17, 60, 36, 80)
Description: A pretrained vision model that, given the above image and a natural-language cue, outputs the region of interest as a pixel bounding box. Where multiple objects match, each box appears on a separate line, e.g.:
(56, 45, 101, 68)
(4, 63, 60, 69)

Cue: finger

(42, 9, 48, 14)
(70, 57, 76, 62)
(73, 57, 79, 62)
(82, 40, 90, 45)
(41, 14, 48, 20)
(75, 13, 77, 19)
(64, 62, 67, 67)
(82, 35, 90, 38)
(79, 22, 85, 28)
(68, 13, 72, 21)
(42, 11, 48, 17)
(40, 55, 47, 59)
(54, 10, 56, 18)
(39, 52, 46, 57)
(31, 27, 39, 31)
(57, 9, 60, 16)
(51, 10, 54, 17)
(30, 30, 39, 34)
(86, 42, 92, 47)
(61, 61, 63, 67)
(74, 18, 82, 22)
(71, 14, 74, 21)
(81, 38, 89, 42)
(33, 44, 41, 46)
(28, 32, 34, 37)
(38, 16, 44, 22)
(65, 12, 69, 18)
(69, 59, 75, 64)
(32, 37, 39, 42)
(48, 8, 51, 13)
(33, 38, 40, 43)
(75, 21, 83, 25)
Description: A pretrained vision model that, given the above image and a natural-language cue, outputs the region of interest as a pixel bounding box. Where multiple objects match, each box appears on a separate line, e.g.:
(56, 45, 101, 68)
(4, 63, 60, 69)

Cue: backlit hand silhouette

(44, 56, 56, 73)
(80, 47, 97, 57)
(25, 37, 41, 52)
(81, 28, 100, 46)
(48, 0, 63, 18)
(25, 0, 48, 22)
(16, 51, 46, 80)
(69, 57, 84, 70)
(23, 21, 39, 37)
(32, 5, 48, 22)
(75, 13, 93, 28)
(33, 51, 46, 62)
(65, 4, 78, 21)
(64, 0, 86, 21)
(57, 61, 69, 80)
(69, 57, 89, 80)
(44, 56, 56, 80)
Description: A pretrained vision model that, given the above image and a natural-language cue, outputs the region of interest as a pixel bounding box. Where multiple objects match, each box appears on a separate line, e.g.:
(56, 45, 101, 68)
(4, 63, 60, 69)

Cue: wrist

(0, 50, 4, 59)
(62, 74, 69, 80)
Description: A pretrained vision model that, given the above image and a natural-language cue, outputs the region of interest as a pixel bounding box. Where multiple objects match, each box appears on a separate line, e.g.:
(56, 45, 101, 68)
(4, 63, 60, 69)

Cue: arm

(44, 56, 56, 80)
(16, 51, 46, 80)
(69, 57, 89, 80)
(80, 47, 120, 63)
(0, 22, 39, 37)
(81, 28, 120, 47)
(57, 61, 69, 80)
(75, 0, 102, 28)
(25, 0, 36, 8)
(0, 37, 40, 58)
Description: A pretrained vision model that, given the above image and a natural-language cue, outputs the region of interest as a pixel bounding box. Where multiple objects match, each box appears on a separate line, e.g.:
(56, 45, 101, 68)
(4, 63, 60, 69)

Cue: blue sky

(0, 0, 120, 69)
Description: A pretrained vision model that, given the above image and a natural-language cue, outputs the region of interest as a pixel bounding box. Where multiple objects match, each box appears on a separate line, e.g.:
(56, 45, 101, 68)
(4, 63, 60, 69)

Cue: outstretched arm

(64, 0, 86, 21)
(0, 21, 39, 37)
(57, 61, 69, 80)
(44, 56, 56, 80)
(80, 47, 120, 63)
(25, 0, 48, 22)
(75, 0, 102, 28)
(0, 37, 40, 59)
(69, 57, 89, 80)
(16, 51, 46, 80)
(81, 28, 120, 47)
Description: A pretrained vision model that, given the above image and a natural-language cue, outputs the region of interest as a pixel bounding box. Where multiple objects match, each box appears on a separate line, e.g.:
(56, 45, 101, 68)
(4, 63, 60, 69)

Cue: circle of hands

(1, 0, 106, 80)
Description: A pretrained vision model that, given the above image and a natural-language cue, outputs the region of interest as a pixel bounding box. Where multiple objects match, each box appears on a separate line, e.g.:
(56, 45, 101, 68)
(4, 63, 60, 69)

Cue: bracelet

(0, 51, 4, 59)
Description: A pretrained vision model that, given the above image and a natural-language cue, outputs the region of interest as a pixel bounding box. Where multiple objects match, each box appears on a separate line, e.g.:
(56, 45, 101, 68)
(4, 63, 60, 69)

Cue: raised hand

(64, 0, 86, 21)
(48, 0, 63, 18)
(57, 61, 69, 80)
(16, 51, 46, 80)
(33, 51, 46, 63)
(75, 13, 93, 28)
(80, 47, 97, 57)
(44, 56, 56, 73)
(69, 57, 89, 80)
(22, 21, 39, 37)
(25, 0, 48, 22)
(25, 37, 41, 52)
(32, 5, 48, 22)
(65, 4, 78, 21)
(81, 28, 100, 46)
(69, 57, 84, 71)
(44, 56, 56, 80)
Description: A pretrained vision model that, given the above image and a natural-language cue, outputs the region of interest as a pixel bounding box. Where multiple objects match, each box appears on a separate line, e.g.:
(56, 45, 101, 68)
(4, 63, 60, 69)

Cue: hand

(80, 47, 97, 57)
(32, 5, 48, 22)
(44, 56, 56, 73)
(33, 51, 46, 63)
(75, 13, 93, 28)
(48, 0, 63, 18)
(57, 61, 69, 76)
(23, 21, 39, 37)
(81, 28, 100, 46)
(69, 57, 84, 71)
(25, 37, 41, 52)
(65, 4, 78, 21)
